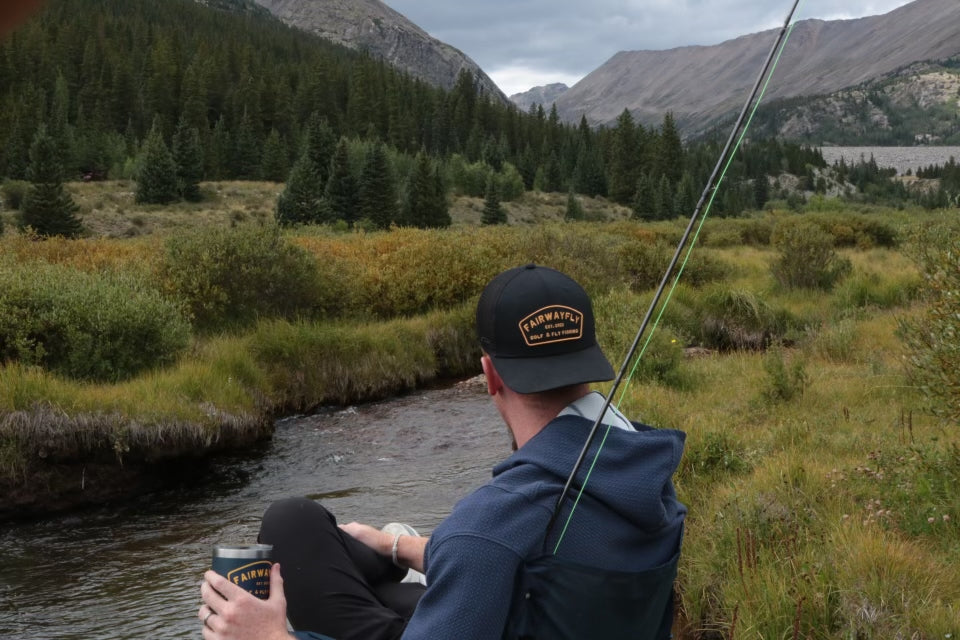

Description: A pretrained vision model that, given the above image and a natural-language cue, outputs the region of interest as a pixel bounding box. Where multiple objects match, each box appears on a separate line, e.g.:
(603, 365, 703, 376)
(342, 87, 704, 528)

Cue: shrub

(694, 288, 800, 351)
(447, 155, 492, 198)
(833, 271, 920, 311)
(158, 224, 334, 332)
(1, 180, 30, 211)
(497, 163, 526, 201)
(898, 223, 960, 423)
(594, 289, 690, 389)
(361, 231, 504, 317)
(616, 239, 727, 292)
(680, 430, 751, 478)
(759, 345, 808, 403)
(702, 217, 774, 247)
(812, 318, 857, 363)
(0, 262, 190, 381)
(802, 213, 899, 248)
(513, 225, 629, 295)
(771, 220, 851, 290)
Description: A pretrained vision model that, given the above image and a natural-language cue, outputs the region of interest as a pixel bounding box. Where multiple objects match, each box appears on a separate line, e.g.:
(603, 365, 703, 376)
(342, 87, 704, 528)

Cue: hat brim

(490, 344, 615, 394)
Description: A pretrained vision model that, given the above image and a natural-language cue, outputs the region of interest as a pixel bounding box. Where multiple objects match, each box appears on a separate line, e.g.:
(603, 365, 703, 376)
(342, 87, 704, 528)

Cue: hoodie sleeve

(401, 533, 521, 640)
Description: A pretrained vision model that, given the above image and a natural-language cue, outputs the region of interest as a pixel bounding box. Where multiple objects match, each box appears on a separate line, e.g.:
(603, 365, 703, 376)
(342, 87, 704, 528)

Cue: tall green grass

(1, 200, 957, 635)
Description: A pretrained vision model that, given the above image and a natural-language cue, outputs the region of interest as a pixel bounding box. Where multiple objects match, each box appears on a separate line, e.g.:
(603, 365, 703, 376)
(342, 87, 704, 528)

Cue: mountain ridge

(555, 0, 960, 134)
(250, 0, 507, 101)
(738, 58, 960, 145)
(509, 83, 569, 111)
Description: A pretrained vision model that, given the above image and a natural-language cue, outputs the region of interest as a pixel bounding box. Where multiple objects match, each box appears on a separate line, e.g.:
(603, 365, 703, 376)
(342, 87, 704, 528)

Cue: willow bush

(771, 219, 852, 290)
(158, 223, 339, 331)
(692, 287, 803, 351)
(801, 212, 899, 248)
(593, 289, 691, 389)
(899, 222, 960, 423)
(0, 261, 190, 382)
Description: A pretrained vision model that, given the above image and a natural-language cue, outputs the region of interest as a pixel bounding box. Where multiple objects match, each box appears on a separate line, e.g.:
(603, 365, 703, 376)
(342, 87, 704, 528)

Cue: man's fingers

(203, 569, 248, 602)
(198, 603, 221, 635)
(268, 563, 285, 602)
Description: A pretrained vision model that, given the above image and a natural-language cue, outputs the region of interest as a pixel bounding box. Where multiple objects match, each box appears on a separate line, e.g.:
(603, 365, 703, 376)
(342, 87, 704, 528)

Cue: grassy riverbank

(1, 182, 957, 636)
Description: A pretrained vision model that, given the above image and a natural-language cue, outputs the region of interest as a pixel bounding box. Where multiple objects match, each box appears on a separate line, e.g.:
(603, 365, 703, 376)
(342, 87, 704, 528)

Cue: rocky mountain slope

(510, 83, 569, 112)
(555, 0, 960, 134)
(250, 0, 506, 102)
(744, 59, 960, 145)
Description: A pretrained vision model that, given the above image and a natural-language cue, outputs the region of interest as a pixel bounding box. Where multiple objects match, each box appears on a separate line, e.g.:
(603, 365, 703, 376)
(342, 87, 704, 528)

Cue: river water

(0, 379, 504, 639)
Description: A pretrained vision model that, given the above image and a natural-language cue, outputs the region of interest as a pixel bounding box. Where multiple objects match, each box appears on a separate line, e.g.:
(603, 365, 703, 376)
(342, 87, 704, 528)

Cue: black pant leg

(259, 497, 421, 640)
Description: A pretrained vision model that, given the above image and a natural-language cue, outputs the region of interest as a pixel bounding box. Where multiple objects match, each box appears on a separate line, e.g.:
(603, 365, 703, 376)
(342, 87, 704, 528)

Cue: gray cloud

(384, 0, 915, 94)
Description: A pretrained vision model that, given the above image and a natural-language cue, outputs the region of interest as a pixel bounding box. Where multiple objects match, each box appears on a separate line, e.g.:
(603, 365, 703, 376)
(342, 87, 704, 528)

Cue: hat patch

(519, 305, 583, 347)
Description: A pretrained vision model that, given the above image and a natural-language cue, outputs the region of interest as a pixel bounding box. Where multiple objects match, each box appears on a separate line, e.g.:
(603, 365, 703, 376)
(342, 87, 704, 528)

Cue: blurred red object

(1, 0, 45, 38)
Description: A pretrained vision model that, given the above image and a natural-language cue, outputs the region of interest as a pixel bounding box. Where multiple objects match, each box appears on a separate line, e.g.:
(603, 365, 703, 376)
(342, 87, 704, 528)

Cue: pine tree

(208, 116, 231, 180)
(233, 109, 261, 179)
(357, 142, 397, 229)
(146, 34, 179, 126)
(518, 144, 538, 190)
(276, 150, 328, 226)
(654, 112, 684, 185)
(400, 150, 434, 228)
(655, 174, 675, 220)
(49, 71, 75, 174)
(428, 165, 451, 228)
(573, 135, 607, 198)
(565, 189, 584, 221)
(400, 152, 450, 229)
(2, 119, 31, 181)
(608, 109, 640, 205)
(632, 173, 656, 221)
(753, 174, 770, 209)
(481, 176, 506, 225)
(303, 112, 337, 189)
(173, 118, 204, 202)
(136, 119, 178, 205)
(20, 124, 83, 238)
(325, 137, 358, 223)
(674, 172, 697, 218)
(260, 129, 289, 183)
(533, 150, 563, 193)
(347, 61, 378, 138)
(180, 55, 211, 134)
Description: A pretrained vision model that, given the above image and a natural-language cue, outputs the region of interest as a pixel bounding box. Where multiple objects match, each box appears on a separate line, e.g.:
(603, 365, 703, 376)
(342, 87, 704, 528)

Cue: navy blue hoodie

(399, 414, 686, 639)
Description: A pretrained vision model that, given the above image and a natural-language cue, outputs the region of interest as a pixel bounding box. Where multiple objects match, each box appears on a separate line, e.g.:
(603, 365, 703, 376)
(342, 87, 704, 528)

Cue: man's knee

(260, 497, 336, 543)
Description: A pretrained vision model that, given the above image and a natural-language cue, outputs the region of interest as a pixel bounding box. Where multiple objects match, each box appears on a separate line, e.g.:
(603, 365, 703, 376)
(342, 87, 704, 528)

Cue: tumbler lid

(212, 544, 273, 559)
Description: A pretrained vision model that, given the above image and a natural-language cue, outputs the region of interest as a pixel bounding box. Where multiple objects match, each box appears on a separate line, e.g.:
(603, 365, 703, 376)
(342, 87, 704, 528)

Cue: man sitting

(199, 264, 687, 640)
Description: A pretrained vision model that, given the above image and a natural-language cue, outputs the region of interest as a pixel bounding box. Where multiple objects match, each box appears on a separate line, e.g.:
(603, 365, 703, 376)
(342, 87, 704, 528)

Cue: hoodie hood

(491, 414, 686, 533)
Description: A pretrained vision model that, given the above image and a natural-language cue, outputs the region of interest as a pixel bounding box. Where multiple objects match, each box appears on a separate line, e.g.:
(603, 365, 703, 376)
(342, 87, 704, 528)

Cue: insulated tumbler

(212, 544, 273, 599)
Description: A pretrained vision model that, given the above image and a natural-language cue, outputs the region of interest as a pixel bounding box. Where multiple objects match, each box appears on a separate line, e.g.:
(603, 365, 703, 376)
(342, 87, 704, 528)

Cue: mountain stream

(0, 378, 504, 639)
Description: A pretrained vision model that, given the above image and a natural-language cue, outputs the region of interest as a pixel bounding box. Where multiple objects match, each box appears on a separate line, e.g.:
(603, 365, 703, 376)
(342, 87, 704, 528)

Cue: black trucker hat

(476, 264, 614, 394)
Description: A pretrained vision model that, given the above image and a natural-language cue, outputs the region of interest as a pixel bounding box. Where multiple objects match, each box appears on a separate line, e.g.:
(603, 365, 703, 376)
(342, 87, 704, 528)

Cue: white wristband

(391, 534, 404, 568)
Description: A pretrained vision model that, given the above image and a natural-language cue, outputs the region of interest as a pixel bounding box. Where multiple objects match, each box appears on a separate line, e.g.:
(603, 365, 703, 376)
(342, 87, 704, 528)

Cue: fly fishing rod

(545, 0, 803, 545)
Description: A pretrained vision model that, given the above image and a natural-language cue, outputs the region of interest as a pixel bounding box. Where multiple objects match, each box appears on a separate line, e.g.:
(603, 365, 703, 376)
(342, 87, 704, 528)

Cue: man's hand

(199, 563, 292, 640)
(340, 522, 428, 574)
(339, 522, 392, 555)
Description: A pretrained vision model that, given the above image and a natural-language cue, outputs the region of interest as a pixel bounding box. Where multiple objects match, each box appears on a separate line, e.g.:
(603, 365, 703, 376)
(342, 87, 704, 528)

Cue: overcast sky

(382, 0, 916, 96)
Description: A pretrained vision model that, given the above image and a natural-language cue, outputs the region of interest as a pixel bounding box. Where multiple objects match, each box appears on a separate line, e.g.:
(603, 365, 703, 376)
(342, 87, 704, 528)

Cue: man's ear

(481, 354, 502, 397)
